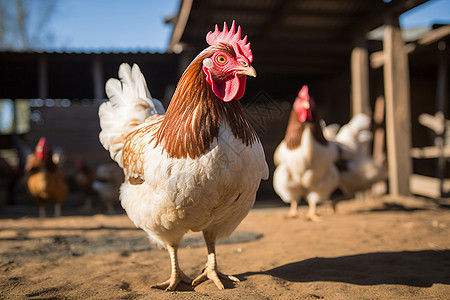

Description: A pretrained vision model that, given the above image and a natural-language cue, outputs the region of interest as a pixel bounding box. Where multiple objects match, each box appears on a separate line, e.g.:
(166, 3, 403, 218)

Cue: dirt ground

(0, 196, 449, 300)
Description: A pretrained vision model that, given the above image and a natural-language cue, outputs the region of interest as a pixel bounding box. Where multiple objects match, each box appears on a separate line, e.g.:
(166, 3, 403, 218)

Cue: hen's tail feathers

(98, 63, 165, 167)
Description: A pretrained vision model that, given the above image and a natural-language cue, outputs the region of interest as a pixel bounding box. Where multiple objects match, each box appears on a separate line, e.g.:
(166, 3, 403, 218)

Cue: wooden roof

(168, 0, 428, 87)
(0, 51, 178, 100)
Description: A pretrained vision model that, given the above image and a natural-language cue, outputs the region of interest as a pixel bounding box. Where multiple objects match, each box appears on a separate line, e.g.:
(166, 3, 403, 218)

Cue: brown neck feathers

(284, 106, 328, 150)
(155, 48, 258, 159)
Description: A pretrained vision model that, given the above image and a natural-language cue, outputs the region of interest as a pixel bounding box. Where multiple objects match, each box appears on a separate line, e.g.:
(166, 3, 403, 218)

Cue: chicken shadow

(364, 202, 425, 212)
(238, 250, 450, 287)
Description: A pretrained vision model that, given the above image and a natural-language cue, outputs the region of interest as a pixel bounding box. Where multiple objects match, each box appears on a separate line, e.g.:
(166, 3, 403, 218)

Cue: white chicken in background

(325, 114, 387, 210)
(334, 113, 373, 159)
(336, 156, 386, 199)
(273, 85, 339, 221)
(324, 114, 373, 158)
(98, 21, 268, 290)
(92, 163, 124, 214)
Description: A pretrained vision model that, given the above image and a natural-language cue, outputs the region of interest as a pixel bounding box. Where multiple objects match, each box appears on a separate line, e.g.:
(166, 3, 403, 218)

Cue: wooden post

(436, 40, 448, 197)
(383, 16, 412, 196)
(38, 54, 48, 99)
(372, 95, 385, 162)
(371, 95, 388, 197)
(92, 55, 104, 101)
(351, 38, 371, 117)
(351, 38, 372, 161)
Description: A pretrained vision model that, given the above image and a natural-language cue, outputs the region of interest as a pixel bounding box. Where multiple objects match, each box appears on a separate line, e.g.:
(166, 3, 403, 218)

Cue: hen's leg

(82, 196, 92, 211)
(105, 201, 114, 214)
(54, 204, 61, 218)
(38, 205, 46, 218)
(192, 231, 239, 289)
(306, 200, 322, 221)
(306, 201, 319, 221)
(152, 244, 191, 291)
(287, 199, 299, 218)
(305, 192, 322, 221)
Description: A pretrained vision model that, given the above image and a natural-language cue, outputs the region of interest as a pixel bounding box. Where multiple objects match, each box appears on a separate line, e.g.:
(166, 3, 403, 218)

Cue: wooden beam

(351, 39, 371, 117)
(348, 0, 429, 39)
(250, 0, 296, 45)
(254, 40, 351, 55)
(373, 95, 385, 163)
(257, 64, 344, 75)
(167, 0, 193, 53)
(371, 44, 415, 69)
(256, 55, 348, 67)
(410, 174, 450, 199)
(410, 145, 450, 159)
(92, 55, 104, 101)
(371, 95, 387, 197)
(370, 51, 385, 69)
(419, 25, 450, 46)
(38, 54, 48, 100)
(435, 40, 448, 197)
(383, 16, 412, 196)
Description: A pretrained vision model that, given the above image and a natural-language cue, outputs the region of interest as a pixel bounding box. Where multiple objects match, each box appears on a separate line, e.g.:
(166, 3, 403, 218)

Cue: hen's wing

(121, 115, 163, 183)
(99, 63, 165, 168)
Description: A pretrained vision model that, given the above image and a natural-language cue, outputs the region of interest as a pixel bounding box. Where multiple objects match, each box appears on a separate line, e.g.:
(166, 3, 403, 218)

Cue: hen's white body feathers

(121, 119, 267, 246)
(273, 125, 339, 206)
(99, 63, 268, 248)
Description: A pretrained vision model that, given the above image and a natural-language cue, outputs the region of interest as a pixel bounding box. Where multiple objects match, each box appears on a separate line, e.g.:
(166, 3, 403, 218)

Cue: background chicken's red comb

(37, 137, 47, 148)
(36, 136, 49, 159)
(206, 20, 253, 63)
(298, 85, 310, 101)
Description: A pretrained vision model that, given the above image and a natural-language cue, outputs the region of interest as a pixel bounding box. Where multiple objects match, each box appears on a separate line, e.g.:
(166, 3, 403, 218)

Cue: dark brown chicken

(75, 157, 96, 210)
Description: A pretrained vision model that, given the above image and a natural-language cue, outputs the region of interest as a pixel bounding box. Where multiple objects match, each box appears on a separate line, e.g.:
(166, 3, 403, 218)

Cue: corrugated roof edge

(367, 23, 449, 43)
(0, 48, 171, 55)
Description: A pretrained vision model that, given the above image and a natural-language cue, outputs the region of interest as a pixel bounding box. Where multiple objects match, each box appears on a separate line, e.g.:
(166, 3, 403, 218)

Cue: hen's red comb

(206, 20, 253, 63)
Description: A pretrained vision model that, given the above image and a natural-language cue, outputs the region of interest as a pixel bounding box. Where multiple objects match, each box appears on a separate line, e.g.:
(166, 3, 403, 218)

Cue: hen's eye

(216, 55, 227, 64)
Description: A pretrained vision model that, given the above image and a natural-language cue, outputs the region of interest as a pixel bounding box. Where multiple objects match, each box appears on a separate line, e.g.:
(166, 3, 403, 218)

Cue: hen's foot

(306, 212, 322, 222)
(192, 268, 239, 290)
(151, 271, 192, 291)
(286, 210, 299, 219)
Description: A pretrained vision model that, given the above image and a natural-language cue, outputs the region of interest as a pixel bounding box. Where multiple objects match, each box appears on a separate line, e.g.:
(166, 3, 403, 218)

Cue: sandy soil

(0, 196, 449, 300)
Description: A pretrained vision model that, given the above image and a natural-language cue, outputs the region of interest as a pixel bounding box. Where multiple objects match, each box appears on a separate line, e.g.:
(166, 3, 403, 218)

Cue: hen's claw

(286, 210, 299, 218)
(152, 244, 191, 291)
(151, 271, 192, 291)
(192, 269, 239, 289)
(306, 212, 322, 222)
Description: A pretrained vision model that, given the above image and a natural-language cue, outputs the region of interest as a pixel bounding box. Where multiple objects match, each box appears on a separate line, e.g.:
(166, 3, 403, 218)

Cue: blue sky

(48, 0, 179, 51)
(400, 0, 450, 27)
(46, 0, 450, 52)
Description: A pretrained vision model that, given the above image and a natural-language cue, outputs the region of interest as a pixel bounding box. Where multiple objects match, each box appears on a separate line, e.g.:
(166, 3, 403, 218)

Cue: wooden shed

(1, 0, 448, 204)
(167, 0, 448, 198)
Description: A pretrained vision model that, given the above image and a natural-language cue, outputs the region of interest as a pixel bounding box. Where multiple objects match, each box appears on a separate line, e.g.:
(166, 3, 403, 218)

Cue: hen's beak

(237, 66, 257, 78)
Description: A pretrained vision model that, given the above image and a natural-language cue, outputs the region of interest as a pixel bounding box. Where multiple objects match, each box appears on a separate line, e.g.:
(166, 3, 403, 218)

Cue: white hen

(329, 114, 387, 209)
(98, 22, 268, 291)
(273, 85, 339, 221)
